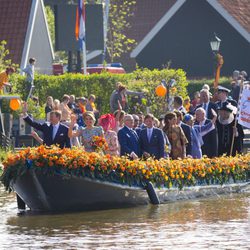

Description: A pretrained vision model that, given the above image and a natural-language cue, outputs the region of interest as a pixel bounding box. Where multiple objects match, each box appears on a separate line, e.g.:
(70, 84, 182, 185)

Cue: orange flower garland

(0, 145, 249, 191)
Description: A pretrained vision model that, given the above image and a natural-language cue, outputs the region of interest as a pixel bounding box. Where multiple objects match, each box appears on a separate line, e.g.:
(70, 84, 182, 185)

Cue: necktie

(131, 129, 138, 140)
(52, 125, 57, 140)
(204, 103, 208, 117)
(147, 129, 152, 141)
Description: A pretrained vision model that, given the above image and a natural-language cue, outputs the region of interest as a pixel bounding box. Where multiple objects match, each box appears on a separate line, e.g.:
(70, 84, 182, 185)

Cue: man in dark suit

(194, 107, 218, 158)
(17, 102, 71, 214)
(132, 114, 142, 137)
(22, 102, 71, 148)
(174, 110, 192, 156)
(216, 85, 237, 108)
(196, 89, 218, 119)
(173, 96, 187, 114)
(139, 114, 166, 159)
(118, 114, 140, 159)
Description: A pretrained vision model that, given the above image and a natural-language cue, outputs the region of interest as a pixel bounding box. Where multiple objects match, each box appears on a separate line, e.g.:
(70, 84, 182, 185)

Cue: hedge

(187, 77, 231, 98)
(9, 68, 188, 118)
(8, 68, 231, 119)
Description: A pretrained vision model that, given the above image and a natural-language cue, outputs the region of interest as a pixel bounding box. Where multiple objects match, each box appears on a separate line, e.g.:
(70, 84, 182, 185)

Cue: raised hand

(117, 100, 122, 110)
(70, 114, 77, 126)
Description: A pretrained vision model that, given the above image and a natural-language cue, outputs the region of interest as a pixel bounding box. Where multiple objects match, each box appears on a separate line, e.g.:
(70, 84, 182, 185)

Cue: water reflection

(1, 185, 249, 250)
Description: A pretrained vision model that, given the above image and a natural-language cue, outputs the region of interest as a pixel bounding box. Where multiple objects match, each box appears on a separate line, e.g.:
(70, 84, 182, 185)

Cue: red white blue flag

(75, 0, 86, 47)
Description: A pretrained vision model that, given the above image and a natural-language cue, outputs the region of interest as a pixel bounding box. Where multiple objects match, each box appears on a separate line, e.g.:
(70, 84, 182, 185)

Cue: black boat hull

(11, 169, 149, 212)
(11, 169, 250, 212)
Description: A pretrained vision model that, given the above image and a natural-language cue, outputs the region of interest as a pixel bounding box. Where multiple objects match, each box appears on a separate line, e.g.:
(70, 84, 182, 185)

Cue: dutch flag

(75, 0, 86, 49)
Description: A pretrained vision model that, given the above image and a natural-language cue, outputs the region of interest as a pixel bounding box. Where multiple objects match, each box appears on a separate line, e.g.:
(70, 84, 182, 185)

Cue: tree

(45, 6, 55, 48)
(107, 0, 136, 62)
(0, 40, 18, 72)
(44, 0, 136, 63)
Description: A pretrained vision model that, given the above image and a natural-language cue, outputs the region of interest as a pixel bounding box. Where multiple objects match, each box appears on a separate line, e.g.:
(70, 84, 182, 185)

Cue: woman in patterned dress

(68, 111, 104, 152)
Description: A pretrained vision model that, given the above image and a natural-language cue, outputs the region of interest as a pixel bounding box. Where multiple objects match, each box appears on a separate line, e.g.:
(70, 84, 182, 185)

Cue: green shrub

(9, 68, 232, 117)
(10, 68, 188, 117)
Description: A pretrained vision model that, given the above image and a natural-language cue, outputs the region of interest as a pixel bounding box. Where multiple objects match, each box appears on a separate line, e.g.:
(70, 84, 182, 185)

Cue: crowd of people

(21, 69, 248, 160)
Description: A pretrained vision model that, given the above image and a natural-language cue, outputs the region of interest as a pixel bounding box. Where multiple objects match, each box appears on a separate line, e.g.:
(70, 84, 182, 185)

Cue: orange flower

(1, 145, 249, 191)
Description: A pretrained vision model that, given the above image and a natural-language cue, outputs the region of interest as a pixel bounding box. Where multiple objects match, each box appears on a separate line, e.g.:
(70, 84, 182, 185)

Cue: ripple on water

(0, 186, 249, 249)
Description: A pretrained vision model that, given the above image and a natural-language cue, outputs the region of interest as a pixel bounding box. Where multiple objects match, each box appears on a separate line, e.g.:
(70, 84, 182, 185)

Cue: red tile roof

(218, 0, 250, 33)
(0, 0, 32, 64)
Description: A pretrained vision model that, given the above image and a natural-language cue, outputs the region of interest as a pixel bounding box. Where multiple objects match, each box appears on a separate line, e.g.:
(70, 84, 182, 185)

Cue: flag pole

(83, 40, 87, 74)
(102, 0, 110, 63)
(230, 78, 244, 156)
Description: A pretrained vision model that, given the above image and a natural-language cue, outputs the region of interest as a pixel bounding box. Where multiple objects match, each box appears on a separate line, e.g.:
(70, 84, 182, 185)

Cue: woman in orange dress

(163, 112, 188, 159)
(0, 67, 15, 94)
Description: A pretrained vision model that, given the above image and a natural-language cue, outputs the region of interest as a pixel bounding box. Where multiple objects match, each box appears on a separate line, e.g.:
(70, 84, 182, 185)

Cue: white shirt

(23, 64, 34, 83)
(199, 119, 206, 126)
(52, 123, 60, 140)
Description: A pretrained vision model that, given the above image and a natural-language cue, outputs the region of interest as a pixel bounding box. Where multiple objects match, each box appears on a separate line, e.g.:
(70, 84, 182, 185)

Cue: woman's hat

(83, 111, 96, 121)
(99, 113, 116, 130)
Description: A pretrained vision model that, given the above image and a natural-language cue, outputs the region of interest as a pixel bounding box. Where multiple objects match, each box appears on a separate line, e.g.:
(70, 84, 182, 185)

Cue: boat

(10, 167, 250, 212)
(1, 146, 250, 213)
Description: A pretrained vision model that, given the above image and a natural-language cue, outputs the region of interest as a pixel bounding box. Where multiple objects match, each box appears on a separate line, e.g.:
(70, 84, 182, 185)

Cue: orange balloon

(155, 84, 167, 97)
(10, 98, 21, 111)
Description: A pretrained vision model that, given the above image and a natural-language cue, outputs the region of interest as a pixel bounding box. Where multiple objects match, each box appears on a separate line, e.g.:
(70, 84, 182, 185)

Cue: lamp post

(161, 79, 176, 111)
(210, 34, 223, 90)
(210, 34, 221, 54)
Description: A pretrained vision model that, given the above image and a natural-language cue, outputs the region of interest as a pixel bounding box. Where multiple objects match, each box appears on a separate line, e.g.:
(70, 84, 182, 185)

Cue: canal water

(0, 185, 249, 250)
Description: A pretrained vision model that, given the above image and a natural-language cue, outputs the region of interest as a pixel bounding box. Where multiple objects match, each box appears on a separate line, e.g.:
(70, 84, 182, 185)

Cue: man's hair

(118, 85, 126, 92)
(29, 58, 36, 64)
(174, 110, 183, 120)
(174, 96, 183, 106)
(195, 107, 206, 115)
(6, 67, 15, 74)
(132, 114, 139, 121)
(62, 94, 70, 102)
(50, 110, 62, 119)
(200, 88, 209, 95)
(144, 113, 154, 120)
(124, 114, 133, 122)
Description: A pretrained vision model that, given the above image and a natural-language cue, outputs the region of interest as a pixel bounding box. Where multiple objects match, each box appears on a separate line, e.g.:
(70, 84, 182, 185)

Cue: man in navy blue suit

(196, 89, 218, 120)
(118, 114, 140, 159)
(22, 102, 71, 148)
(17, 102, 71, 214)
(139, 114, 166, 159)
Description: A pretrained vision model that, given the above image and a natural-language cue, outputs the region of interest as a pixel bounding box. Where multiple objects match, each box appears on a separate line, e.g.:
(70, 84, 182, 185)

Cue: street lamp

(210, 34, 221, 53)
(210, 33, 223, 90)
